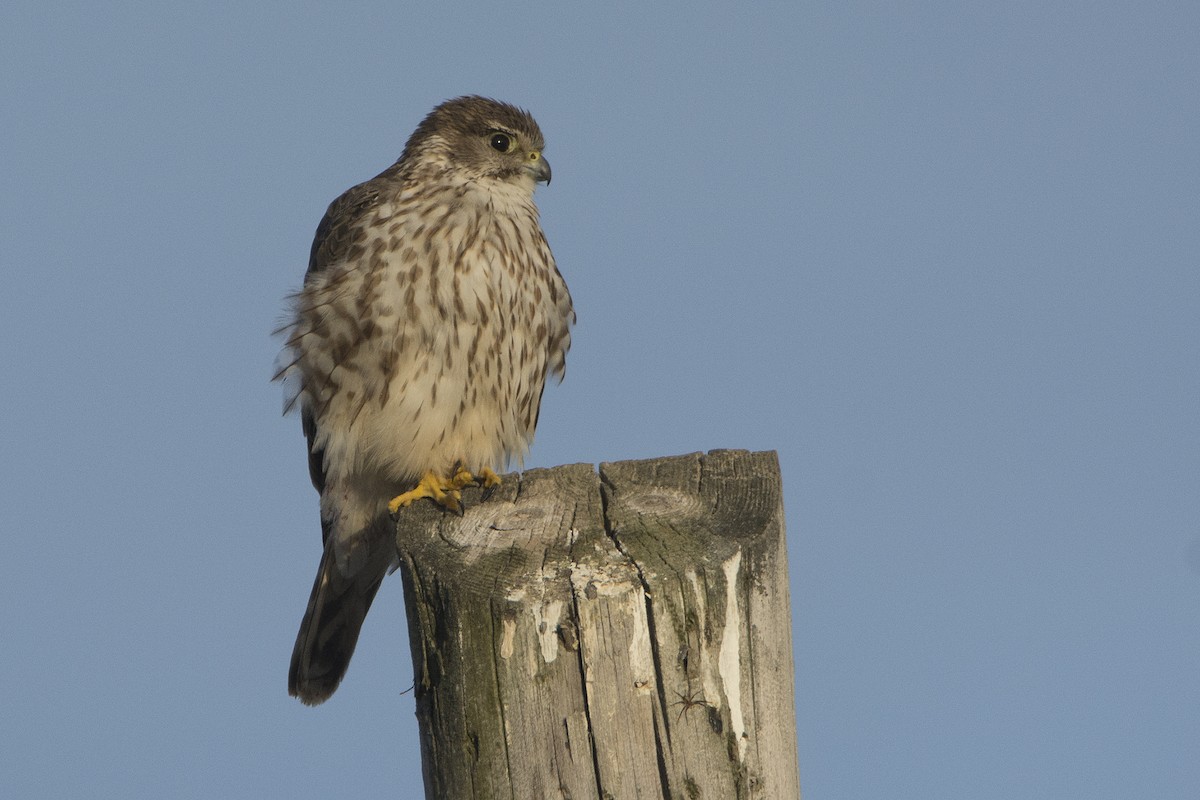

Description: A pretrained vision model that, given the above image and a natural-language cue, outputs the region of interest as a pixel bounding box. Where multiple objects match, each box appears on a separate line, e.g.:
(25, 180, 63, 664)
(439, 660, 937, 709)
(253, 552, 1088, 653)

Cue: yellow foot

(476, 467, 502, 490)
(387, 466, 503, 515)
(449, 464, 477, 491)
(388, 470, 466, 515)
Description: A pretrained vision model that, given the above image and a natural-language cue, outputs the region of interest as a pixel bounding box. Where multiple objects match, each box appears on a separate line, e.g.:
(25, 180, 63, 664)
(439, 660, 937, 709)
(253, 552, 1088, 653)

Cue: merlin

(276, 96, 573, 705)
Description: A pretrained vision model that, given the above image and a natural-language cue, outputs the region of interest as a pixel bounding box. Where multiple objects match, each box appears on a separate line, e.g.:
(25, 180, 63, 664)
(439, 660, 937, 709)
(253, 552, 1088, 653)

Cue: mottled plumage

(277, 96, 573, 705)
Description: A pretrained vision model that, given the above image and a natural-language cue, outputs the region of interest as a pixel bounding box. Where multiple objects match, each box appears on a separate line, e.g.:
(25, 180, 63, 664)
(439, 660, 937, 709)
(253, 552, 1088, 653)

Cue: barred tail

(288, 543, 388, 705)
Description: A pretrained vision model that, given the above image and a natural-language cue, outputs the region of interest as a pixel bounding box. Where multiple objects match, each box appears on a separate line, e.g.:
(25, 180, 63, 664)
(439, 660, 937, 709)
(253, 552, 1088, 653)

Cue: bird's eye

(489, 133, 512, 153)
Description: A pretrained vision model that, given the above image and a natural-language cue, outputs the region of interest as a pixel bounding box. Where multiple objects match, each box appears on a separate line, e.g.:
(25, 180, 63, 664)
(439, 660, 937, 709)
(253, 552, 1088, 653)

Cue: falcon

(276, 96, 573, 705)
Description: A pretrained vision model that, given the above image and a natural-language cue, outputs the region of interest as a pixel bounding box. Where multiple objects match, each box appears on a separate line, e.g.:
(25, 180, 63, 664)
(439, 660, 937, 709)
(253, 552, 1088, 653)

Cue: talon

(477, 467, 502, 500)
(388, 470, 464, 515)
(476, 467, 502, 489)
(449, 464, 476, 490)
(387, 465, 502, 515)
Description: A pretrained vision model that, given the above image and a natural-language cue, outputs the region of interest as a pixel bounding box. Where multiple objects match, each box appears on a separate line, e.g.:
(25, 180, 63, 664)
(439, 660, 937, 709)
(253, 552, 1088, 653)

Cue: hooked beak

(527, 153, 551, 185)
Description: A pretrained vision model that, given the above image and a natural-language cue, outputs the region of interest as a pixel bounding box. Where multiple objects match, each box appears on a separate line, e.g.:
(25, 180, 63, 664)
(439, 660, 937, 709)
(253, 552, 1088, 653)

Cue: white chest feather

(285, 181, 570, 488)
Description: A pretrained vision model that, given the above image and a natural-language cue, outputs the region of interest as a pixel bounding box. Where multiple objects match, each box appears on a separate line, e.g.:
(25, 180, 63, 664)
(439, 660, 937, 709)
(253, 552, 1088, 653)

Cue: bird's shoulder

(305, 164, 407, 279)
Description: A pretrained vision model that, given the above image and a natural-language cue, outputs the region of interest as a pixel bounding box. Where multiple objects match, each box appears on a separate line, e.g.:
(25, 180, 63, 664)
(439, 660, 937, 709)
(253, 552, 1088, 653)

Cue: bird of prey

(276, 96, 574, 705)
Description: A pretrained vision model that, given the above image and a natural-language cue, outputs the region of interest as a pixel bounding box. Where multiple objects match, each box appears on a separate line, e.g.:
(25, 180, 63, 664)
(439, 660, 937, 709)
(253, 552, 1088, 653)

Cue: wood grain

(395, 450, 799, 799)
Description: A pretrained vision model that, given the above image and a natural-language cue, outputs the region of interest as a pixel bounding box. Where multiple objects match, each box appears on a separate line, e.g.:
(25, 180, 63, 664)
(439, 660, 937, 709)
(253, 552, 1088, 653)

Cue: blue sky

(2, 2, 1197, 797)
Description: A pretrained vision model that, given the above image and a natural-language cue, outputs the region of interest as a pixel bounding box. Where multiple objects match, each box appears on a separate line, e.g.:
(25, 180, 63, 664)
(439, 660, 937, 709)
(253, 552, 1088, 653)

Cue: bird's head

(402, 95, 551, 188)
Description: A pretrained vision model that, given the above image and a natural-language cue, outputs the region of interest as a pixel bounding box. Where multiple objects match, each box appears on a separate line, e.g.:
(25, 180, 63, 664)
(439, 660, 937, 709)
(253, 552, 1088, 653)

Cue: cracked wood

(394, 449, 800, 800)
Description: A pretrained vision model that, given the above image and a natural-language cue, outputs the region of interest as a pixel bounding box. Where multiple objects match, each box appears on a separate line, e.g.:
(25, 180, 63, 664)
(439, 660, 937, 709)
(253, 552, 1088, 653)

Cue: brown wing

(299, 166, 400, 535)
(305, 164, 402, 279)
(301, 406, 336, 547)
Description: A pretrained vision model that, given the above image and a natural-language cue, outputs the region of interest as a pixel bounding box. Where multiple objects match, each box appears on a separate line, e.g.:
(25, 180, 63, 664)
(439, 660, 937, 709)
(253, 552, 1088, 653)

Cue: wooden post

(395, 450, 799, 799)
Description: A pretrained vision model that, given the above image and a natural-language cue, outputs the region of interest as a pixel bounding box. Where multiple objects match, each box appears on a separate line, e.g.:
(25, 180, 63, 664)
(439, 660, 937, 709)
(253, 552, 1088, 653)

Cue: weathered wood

(395, 450, 799, 799)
